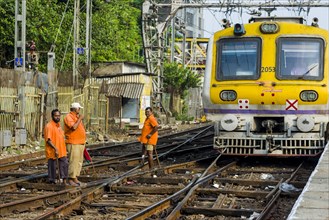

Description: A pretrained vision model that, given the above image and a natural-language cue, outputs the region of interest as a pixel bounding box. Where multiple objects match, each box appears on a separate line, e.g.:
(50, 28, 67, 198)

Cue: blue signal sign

(77, 47, 84, 55)
(15, 58, 23, 67)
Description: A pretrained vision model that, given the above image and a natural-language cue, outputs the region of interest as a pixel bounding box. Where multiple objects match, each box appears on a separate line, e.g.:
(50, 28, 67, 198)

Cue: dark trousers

(48, 157, 68, 182)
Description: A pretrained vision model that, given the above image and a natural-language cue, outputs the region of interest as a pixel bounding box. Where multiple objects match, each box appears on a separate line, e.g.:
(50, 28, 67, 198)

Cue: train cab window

(277, 38, 323, 80)
(216, 38, 261, 80)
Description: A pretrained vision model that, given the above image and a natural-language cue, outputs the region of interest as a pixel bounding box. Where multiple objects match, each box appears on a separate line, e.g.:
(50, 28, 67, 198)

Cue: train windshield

(216, 38, 261, 80)
(277, 38, 323, 80)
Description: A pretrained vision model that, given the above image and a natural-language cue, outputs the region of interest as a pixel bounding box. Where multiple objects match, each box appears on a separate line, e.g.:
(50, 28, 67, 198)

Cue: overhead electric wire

(60, 22, 74, 72)
(57, 1, 87, 72)
(50, 0, 71, 52)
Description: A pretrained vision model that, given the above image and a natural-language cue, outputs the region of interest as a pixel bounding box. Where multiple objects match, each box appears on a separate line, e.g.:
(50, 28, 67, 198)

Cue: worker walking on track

(138, 107, 159, 174)
(44, 109, 68, 185)
(64, 102, 87, 187)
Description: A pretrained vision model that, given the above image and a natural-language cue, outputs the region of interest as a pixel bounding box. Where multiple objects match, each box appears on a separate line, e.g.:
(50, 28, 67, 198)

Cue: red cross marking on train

(286, 99, 298, 110)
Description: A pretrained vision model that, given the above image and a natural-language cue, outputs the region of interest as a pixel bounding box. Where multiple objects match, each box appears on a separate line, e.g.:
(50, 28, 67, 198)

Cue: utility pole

(14, 0, 26, 131)
(72, 0, 92, 128)
(73, 0, 92, 88)
(14, 0, 26, 72)
(86, 0, 92, 79)
(73, 0, 80, 88)
(170, 17, 175, 62)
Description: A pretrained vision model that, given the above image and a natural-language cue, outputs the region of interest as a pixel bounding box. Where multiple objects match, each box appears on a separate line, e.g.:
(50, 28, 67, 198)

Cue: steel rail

(0, 157, 46, 171)
(34, 161, 149, 219)
(126, 154, 235, 220)
(126, 176, 199, 220)
(161, 160, 306, 219)
(0, 125, 213, 193)
(0, 151, 44, 165)
(82, 141, 213, 173)
(166, 157, 236, 220)
(0, 173, 47, 194)
(0, 128, 213, 194)
(257, 162, 305, 220)
(0, 187, 82, 216)
(1, 125, 214, 219)
(32, 130, 215, 219)
(159, 125, 214, 159)
(84, 130, 214, 170)
(87, 123, 213, 153)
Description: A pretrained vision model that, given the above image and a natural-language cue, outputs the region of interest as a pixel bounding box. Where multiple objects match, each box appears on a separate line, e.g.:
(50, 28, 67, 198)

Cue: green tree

(0, 1, 17, 67)
(0, 0, 74, 71)
(0, 0, 143, 71)
(163, 62, 202, 114)
(92, 0, 143, 63)
(27, 0, 73, 71)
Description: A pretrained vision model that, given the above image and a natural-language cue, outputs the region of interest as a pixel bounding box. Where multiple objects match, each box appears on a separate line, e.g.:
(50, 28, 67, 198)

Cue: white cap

(71, 102, 83, 109)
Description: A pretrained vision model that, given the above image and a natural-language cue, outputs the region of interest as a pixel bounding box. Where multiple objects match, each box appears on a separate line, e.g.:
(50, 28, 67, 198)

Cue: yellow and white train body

(202, 17, 329, 156)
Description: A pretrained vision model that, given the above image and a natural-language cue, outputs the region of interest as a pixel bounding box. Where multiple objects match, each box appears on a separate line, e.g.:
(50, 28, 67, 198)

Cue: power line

(50, 0, 71, 52)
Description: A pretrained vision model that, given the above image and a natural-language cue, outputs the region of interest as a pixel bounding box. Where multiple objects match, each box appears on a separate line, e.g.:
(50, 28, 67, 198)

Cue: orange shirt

(139, 114, 158, 145)
(44, 120, 66, 159)
(64, 112, 86, 144)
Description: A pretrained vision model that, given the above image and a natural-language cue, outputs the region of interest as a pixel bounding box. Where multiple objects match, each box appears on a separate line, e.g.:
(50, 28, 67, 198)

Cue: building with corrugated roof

(93, 61, 154, 124)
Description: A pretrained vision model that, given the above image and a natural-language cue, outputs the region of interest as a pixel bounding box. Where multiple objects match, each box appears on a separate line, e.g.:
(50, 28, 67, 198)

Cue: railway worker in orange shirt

(138, 107, 159, 171)
(64, 102, 87, 187)
(44, 109, 68, 185)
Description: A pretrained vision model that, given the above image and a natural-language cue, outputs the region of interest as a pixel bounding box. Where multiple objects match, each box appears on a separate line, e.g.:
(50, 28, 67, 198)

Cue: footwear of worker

(76, 181, 87, 187)
(140, 155, 145, 165)
(68, 180, 79, 187)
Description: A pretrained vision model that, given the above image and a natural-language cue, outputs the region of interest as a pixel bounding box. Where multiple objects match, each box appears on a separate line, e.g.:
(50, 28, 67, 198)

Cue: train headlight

(234, 23, 246, 36)
(260, 22, 279, 34)
(220, 90, 237, 101)
(300, 90, 318, 102)
(297, 115, 314, 132)
(221, 114, 238, 131)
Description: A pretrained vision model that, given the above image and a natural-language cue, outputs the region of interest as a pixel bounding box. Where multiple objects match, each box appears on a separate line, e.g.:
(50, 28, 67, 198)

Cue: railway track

(0, 124, 214, 218)
(0, 124, 319, 219)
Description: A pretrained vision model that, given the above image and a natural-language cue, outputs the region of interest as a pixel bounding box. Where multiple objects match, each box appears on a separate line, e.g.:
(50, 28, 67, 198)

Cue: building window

(187, 30, 193, 38)
(216, 37, 262, 81)
(186, 12, 194, 26)
(276, 37, 323, 80)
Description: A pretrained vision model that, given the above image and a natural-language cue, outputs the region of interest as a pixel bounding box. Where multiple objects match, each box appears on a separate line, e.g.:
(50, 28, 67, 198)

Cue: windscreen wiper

(298, 64, 318, 79)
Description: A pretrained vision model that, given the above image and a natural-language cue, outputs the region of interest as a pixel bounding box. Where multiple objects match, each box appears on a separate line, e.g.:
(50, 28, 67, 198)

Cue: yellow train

(202, 17, 329, 156)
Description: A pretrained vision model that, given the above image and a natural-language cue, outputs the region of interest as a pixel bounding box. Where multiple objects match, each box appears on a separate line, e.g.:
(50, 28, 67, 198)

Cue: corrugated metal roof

(107, 83, 144, 99)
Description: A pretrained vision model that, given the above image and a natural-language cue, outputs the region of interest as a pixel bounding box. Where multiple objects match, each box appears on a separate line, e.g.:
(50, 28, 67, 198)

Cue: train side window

(276, 38, 323, 80)
(216, 38, 261, 81)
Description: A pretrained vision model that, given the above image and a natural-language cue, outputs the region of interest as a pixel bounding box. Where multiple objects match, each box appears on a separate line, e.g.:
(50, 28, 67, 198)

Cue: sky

(202, 3, 329, 37)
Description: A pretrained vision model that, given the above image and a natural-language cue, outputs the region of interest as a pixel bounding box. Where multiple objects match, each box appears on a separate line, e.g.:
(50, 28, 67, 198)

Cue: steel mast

(73, 0, 92, 89)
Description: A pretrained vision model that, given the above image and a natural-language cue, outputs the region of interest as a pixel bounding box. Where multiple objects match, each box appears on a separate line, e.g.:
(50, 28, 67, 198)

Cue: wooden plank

(0, 151, 44, 165)
(196, 188, 269, 198)
(18, 182, 66, 191)
(88, 202, 148, 209)
(182, 206, 263, 217)
(215, 178, 280, 186)
(212, 194, 226, 208)
(111, 185, 183, 194)
(131, 176, 189, 185)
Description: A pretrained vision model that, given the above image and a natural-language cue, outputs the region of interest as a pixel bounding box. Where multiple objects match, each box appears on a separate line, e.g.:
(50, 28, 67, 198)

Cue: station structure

(288, 143, 329, 220)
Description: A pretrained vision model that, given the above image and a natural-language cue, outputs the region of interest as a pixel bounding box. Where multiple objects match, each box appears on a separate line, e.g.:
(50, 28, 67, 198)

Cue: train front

(202, 17, 329, 156)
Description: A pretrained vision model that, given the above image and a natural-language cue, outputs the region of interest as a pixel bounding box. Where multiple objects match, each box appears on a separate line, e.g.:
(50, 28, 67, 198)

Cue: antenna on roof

(258, 7, 277, 16)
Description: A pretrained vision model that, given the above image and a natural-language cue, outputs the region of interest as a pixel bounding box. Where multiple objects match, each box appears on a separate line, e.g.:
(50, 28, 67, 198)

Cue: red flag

(83, 148, 92, 163)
